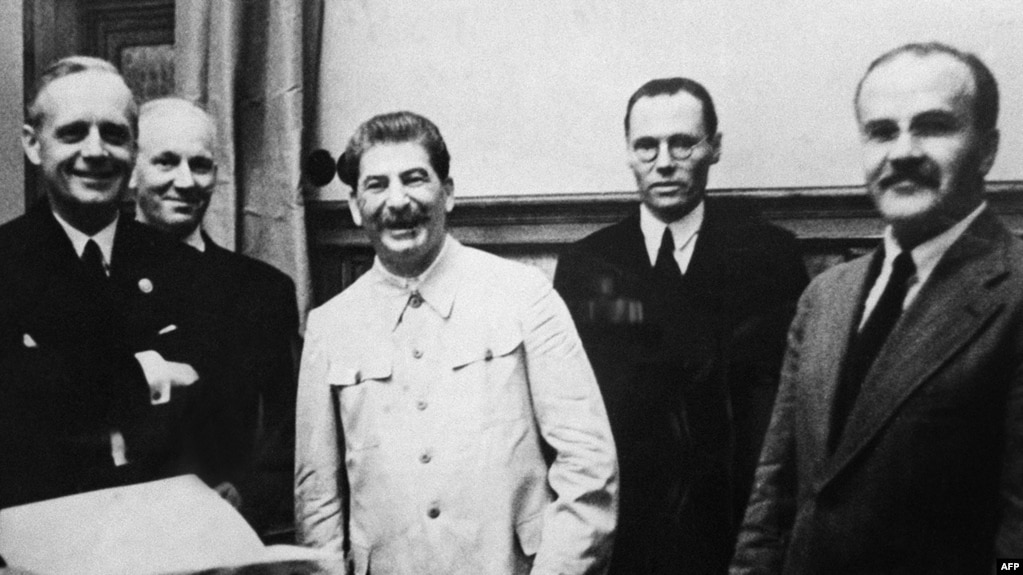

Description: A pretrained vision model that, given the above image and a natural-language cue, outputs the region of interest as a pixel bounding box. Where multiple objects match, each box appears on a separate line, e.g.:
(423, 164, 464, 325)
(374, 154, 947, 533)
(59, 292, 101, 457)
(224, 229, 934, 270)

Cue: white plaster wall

(0, 0, 24, 222)
(316, 0, 1023, 198)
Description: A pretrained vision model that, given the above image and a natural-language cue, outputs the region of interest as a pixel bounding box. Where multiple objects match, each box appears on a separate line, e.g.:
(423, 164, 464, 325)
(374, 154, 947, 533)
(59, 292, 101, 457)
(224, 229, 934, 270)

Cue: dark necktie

(81, 239, 108, 285)
(829, 250, 916, 452)
(653, 226, 683, 288)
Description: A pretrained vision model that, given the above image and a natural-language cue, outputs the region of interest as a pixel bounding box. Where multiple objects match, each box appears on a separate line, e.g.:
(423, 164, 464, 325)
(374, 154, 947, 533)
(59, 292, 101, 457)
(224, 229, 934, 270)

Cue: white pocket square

(22, 333, 38, 348)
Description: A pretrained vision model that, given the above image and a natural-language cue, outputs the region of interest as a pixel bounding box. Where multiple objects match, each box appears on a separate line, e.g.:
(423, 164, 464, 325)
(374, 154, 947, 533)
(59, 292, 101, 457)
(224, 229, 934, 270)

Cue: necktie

(829, 250, 916, 452)
(81, 239, 108, 285)
(653, 226, 683, 288)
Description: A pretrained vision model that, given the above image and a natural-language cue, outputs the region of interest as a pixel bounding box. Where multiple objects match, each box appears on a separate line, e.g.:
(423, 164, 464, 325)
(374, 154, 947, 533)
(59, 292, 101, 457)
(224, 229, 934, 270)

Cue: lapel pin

(23, 333, 38, 348)
(138, 278, 154, 294)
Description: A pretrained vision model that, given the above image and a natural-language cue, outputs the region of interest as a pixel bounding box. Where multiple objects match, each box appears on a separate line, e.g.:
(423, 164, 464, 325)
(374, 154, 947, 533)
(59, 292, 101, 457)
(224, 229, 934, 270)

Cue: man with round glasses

(554, 77, 807, 574)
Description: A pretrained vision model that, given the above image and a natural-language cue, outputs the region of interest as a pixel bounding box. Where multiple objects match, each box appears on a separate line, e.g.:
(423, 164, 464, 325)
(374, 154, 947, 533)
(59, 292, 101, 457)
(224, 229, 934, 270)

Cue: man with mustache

(295, 111, 617, 574)
(132, 98, 299, 535)
(731, 42, 1023, 573)
(554, 78, 807, 574)
(0, 57, 204, 507)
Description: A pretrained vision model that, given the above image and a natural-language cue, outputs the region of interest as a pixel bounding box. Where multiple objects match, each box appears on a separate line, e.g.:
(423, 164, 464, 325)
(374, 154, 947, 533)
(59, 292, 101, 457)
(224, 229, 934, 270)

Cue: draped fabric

(174, 0, 322, 328)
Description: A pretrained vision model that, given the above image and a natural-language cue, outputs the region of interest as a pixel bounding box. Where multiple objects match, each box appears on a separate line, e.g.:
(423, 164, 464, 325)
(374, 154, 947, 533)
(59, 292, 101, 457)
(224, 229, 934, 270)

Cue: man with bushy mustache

(295, 111, 618, 574)
(731, 42, 1023, 574)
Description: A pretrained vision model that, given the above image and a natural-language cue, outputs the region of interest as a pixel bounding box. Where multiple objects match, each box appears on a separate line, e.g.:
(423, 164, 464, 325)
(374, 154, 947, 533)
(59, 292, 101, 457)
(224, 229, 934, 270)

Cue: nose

(80, 127, 107, 159)
(383, 182, 411, 209)
(172, 164, 196, 189)
(888, 130, 922, 161)
(654, 140, 676, 174)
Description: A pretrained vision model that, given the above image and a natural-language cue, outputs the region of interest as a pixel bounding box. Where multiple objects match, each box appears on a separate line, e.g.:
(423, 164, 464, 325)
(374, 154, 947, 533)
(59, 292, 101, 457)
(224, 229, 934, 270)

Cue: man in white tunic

(295, 111, 618, 575)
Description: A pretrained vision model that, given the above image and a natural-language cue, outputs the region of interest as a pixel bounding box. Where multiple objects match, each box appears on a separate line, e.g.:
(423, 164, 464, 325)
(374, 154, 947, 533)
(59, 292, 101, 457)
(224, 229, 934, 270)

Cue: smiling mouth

(69, 169, 119, 180)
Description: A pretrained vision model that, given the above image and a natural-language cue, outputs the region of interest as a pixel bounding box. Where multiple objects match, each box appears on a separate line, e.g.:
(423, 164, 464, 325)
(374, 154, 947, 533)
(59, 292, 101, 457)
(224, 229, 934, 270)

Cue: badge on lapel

(138, 278, 154, 294)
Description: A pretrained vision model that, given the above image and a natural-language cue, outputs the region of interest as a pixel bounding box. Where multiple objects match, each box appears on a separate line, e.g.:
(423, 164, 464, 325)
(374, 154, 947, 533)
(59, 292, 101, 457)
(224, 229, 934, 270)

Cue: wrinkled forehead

(857, 53, 977, 121)
(138, 107, 216, 156)
(35, 70, 136, 128)
(359, 141, 434, 176)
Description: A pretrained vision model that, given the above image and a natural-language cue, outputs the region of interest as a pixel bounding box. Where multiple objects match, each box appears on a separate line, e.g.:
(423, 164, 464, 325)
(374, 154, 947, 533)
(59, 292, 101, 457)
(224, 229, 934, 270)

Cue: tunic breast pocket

(450, 330, 528, 427)
(328, 358, 392, 451)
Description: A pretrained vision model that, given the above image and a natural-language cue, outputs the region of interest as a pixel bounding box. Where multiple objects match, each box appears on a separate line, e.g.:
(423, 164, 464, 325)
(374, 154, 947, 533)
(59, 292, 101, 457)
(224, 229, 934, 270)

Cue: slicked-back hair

(26, 56, 138, 133)
(624, 77, 718, 137)
(338, 111, 451, 189)
(855, 42, 999, 133)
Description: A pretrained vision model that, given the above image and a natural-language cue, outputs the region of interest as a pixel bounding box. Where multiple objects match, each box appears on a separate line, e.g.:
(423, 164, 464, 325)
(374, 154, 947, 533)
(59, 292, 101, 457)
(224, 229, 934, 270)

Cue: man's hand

(214, 481, 243, 509)
(134, 350, 199, 404)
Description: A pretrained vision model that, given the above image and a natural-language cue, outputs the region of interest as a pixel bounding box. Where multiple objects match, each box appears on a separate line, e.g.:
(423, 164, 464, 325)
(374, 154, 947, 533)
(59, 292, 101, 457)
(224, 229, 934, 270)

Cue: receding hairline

(138, 97, 217, 146)
(27, 63, 135, 129)
(853, 45, 997, 132)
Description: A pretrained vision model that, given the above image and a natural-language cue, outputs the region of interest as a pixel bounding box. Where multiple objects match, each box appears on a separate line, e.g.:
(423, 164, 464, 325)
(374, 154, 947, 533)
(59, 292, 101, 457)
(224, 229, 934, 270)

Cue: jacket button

(409, 292, 423, 308)
(484, 349, 493, 361)
(412, 349, 423, 359)
(416, 400, 428, 411)
(427, 507, 440, 519)
(419, 452, 432, 464)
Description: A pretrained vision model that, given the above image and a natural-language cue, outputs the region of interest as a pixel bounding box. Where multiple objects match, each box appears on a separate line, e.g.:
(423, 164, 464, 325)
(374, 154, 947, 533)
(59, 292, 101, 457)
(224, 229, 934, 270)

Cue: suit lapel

(803, 254, 875, 472)
(820, 211, 1011, 488)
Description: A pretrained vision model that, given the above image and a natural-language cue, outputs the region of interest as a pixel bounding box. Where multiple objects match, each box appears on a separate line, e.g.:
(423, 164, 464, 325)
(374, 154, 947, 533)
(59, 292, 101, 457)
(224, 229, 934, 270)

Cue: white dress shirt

(639, 200, 705, 274)
(52, 210, 118, 275)
(861, 202, 987, 328)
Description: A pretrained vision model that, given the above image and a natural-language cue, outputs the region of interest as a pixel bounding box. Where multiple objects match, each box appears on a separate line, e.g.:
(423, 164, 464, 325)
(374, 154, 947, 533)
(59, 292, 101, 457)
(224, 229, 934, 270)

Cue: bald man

(133, 98, 299, 535)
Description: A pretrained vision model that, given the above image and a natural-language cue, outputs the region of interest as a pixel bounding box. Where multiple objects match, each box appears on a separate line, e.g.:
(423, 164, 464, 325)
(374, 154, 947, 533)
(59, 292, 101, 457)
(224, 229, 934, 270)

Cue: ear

(22, 124, 41, 166)
(348, 192, 364, 226)
(977, 128, 1000, 176)
(708, 132, 722, 165)
(442, 178, 455, 213)
(129, 164, 139, 189)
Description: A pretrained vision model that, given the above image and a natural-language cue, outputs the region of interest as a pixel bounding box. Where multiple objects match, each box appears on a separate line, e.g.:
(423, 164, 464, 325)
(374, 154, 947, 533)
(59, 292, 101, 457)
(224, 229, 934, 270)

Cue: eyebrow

(400, 167, 430, 179)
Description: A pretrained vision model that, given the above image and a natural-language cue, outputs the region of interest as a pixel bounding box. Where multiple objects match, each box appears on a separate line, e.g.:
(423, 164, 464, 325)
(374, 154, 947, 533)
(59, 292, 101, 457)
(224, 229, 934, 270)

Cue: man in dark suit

(731, 42, 1023, 574)
(554, 77, 807, 574)
(132, 97, 299, 534)
(0, 56, 205, 508)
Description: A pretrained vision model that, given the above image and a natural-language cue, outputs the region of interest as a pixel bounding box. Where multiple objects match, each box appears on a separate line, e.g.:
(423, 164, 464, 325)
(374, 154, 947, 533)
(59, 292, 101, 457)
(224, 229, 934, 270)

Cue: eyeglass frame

(630, 134, 711, 163)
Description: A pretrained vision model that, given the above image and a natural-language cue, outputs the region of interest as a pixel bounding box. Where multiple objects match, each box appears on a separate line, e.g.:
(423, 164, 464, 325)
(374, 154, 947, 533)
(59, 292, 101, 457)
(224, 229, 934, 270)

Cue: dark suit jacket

(554, 203, 807, 574)
(0, 201, 206, 508)
(188, 235, 299, 534)
(731, 209, 1023, 574)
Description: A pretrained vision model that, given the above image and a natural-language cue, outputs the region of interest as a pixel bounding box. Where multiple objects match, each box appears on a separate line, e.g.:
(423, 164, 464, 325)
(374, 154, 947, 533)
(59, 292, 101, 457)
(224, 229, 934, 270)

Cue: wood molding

(306, 182, 1023, 302)
(309, 181, 1023, 248)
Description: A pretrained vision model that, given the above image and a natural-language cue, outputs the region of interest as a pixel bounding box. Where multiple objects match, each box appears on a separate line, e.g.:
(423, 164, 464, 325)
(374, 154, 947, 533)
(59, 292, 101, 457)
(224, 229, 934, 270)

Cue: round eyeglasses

(631, 135, 710, 163)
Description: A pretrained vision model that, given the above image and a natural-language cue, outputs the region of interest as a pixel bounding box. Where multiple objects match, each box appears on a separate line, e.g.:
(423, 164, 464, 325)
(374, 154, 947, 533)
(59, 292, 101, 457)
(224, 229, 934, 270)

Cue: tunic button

(409, 292, 423, 308)
(416, 400, 428, 411)
(484, 348, 494, 361)
(151, 392, 162, 402)
(413, 349, 423, 359)
(420, 452, 432, 464)
(427, 507, 440, 519)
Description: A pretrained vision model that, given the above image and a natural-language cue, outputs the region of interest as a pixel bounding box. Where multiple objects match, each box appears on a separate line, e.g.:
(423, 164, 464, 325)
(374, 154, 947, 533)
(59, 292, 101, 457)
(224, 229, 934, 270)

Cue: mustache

(377, 206, 428, 229)
(878, 165, 939, 189)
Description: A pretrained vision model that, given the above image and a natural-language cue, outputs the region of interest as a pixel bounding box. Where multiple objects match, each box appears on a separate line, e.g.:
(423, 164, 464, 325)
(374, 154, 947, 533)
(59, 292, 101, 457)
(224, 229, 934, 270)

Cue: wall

(315, 0, 1023, 199)
(0, 0, 24, 223)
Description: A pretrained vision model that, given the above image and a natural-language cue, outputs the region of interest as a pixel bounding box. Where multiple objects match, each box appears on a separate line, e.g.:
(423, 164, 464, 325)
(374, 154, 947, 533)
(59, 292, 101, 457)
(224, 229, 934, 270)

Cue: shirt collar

(882, 201, 987, 288)
(369, 235, 460, 329)
(51, 208, 119, 266)
(184, 226, 206, 252)
(639, 200, 705, 266)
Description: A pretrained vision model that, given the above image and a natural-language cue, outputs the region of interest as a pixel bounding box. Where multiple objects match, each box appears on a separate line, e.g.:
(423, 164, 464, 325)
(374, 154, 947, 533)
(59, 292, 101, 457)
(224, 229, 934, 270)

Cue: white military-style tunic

(296, 237, 618, 575)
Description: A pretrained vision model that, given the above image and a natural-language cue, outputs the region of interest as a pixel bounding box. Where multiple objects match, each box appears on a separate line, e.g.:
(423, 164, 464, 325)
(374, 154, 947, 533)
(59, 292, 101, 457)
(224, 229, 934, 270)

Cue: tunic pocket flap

(449, 329, 522, 369)
(327, 356, 392, 386)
